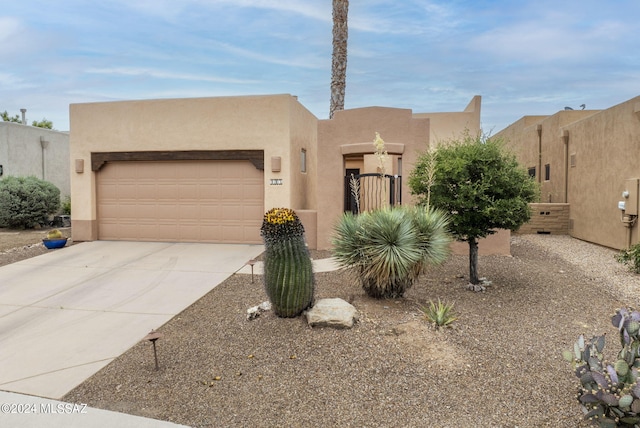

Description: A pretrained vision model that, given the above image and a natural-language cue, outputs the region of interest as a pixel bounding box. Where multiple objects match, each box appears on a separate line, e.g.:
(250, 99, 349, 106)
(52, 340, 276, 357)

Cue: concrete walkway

(236, 256, 342, 275)
(0, 241, 263, 399)
(0, 390, 189, 427)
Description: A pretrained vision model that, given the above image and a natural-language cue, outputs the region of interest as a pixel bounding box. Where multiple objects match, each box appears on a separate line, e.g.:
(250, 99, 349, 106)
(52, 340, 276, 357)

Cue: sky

(1, 0, 639, 133)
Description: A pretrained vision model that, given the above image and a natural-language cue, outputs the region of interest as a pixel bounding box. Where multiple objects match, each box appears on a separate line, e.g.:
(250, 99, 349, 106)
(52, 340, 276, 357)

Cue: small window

(544, 163, 550, 181)
(528, 167, 536, 178)
(570, 153, 576, 167)
(300, 149, 307, 173)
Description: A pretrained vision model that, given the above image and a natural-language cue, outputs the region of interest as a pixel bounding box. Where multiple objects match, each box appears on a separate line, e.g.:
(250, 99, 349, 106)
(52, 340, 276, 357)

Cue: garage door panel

(199, 204, 220, 218)
(154, 204, 179, 220)
(198, 185, 222, 199)
(98, 160, 264, 244)
(243, 205, 264, 221)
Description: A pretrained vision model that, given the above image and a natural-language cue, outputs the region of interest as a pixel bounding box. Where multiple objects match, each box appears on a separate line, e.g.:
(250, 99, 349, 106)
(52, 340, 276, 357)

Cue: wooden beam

(91, 150, 264, 171)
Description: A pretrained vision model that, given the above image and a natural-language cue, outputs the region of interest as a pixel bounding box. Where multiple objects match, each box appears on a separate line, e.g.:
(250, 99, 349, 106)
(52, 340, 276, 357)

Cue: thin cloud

(85, 67, 262, 85)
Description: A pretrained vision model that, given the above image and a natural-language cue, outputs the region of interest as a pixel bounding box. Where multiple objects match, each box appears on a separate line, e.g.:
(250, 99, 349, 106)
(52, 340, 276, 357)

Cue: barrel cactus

(563, 308, 640, 427)
(260, 208, 314, 318)
(46, 229, 63, 239)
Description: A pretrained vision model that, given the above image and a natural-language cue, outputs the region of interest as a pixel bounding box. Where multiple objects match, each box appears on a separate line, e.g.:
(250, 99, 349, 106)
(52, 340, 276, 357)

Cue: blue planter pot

(43, 238, 68, 249)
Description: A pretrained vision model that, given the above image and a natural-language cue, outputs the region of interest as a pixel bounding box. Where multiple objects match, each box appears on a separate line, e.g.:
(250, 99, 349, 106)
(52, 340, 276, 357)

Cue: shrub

(332, 205, 451, 299)
(260, 208, 314, 317)
(61, 195, 71, 215)
(616, 243, 640, 274)
(563, 308, 640, 427)
(421, 299, 457, 328)
(0, 176, 60, 228)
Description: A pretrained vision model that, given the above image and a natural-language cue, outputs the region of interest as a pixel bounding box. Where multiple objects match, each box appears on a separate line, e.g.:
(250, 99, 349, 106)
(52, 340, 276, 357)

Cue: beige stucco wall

(562, 97, 640, 249)
(413, 96, 481, 145)
(70, 93, 512, 255)
(497, 96, 640, 249)
(0, 122, 70, 199)
(69, 94, 313, 241)
(287, 96, 318, 211)
(316, 106, 429, 250)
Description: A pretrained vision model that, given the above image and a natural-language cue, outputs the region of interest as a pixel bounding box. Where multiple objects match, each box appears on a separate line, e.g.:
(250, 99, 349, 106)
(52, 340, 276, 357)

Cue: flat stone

(305, 298, 359, 329)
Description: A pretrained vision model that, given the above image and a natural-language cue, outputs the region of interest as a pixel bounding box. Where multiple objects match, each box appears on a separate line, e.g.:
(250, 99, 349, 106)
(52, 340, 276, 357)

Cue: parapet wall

(516, 203, 570, 234)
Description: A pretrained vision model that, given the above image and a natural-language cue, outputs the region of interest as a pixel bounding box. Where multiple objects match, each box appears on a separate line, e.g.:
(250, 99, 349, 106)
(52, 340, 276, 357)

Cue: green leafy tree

(1, 111, 21, 123)
(409, 133, 539, 285)
(2, 110, 53, 129)
(31, 119, 53, 129)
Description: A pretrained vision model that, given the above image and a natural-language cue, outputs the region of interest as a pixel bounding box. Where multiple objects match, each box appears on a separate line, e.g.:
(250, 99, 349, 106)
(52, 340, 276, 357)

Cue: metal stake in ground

(247, 259, 257, 283)
(143, 329, 163, 370)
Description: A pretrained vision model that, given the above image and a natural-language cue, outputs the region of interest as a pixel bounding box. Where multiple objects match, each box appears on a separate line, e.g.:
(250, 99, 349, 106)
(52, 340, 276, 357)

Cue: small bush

(0, 176, 60, 228)
(421, 299, 457, 328)
(616, 243, 640, 274)
(332, 205, 451, 299)
(61, 195, 71, 215)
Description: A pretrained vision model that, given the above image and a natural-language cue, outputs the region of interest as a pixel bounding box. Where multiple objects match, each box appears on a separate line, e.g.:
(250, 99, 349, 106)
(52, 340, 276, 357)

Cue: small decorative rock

(247, 301, 272, 320)
(467, 277, 492, 292)
(305, 298, 358, 329)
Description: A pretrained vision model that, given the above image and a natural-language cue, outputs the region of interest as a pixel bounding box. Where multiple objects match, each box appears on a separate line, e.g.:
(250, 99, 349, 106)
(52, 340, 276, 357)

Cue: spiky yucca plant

(261, 208, 314, 317)
(332, 206, 451, 299)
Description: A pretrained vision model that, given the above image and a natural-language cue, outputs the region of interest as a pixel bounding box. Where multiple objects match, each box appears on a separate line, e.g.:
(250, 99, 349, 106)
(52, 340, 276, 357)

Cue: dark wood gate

(344, 173, 402, 214)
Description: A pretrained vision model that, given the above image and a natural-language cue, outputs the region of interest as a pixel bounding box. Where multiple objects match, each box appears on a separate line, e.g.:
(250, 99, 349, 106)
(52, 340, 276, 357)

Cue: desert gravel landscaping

(3, 230, 640, 427)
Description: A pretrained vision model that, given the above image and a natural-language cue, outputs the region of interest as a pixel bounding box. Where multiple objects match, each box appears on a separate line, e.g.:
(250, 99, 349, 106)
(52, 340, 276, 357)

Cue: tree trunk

(468, 238, 479, 285)
(329, 0, 349, 119)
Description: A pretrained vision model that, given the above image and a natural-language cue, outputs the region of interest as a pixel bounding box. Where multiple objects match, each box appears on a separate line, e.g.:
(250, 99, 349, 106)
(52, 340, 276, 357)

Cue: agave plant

(332, 206, 451, 299)
(421, 299, 457, 328)
(563, 308, 640, 427)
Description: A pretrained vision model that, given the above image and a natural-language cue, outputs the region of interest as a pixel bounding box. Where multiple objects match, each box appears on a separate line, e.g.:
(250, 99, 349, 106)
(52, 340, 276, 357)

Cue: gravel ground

(0, 227, 72, 267)
(56, 234, 640, 427)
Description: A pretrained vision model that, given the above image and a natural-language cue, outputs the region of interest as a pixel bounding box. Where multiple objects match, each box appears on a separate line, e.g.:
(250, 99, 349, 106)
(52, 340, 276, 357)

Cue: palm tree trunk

(330, 0, 349, 119)
(468, 238, 479, 285)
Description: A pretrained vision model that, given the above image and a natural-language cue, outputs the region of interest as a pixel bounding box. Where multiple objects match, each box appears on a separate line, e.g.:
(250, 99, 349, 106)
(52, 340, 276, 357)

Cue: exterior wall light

(271, 156, 281, 172)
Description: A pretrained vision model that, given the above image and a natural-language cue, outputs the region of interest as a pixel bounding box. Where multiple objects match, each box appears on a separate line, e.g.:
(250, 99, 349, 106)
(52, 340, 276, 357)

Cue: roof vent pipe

(20, 108, 26, 126)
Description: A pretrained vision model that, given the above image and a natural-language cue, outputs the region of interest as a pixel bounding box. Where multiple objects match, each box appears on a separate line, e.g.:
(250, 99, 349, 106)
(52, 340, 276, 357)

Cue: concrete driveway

(0, 241, 263, 399)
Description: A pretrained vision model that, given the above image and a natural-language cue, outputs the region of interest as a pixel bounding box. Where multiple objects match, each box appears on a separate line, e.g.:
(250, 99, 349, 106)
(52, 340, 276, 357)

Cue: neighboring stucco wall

(0, 122, 70, 199)
(497, 96, 640, 250)
(562, 97, 640, 249)
(69, 94, 308, 241)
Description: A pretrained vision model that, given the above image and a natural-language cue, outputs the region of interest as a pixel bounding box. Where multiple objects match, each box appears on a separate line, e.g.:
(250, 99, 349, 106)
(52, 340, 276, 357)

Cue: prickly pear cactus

(260, 208, 314, 318)
(563, 308, 640, 427)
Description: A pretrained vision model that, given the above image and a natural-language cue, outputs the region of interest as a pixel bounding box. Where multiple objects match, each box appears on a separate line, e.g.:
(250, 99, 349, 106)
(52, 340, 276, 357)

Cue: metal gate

(344, 173, 402, 214)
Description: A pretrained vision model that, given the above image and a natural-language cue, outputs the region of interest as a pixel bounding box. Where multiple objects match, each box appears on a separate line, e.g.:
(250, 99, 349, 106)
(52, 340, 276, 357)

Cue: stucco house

(496, 95, 640, 250)
(0, 121, 70, 198)
(70, 94, 509, 252)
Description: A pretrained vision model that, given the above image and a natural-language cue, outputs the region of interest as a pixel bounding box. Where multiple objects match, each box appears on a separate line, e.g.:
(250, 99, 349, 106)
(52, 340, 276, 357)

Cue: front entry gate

(344, 173, 402, 214)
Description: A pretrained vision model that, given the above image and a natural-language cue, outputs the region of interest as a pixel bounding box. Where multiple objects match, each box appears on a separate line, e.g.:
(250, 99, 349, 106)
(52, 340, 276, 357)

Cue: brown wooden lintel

(91, 150, 264, 171)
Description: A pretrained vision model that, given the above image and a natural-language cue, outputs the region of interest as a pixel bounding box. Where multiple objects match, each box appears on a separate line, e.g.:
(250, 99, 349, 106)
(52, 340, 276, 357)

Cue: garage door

(97, 160, 264, 243)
